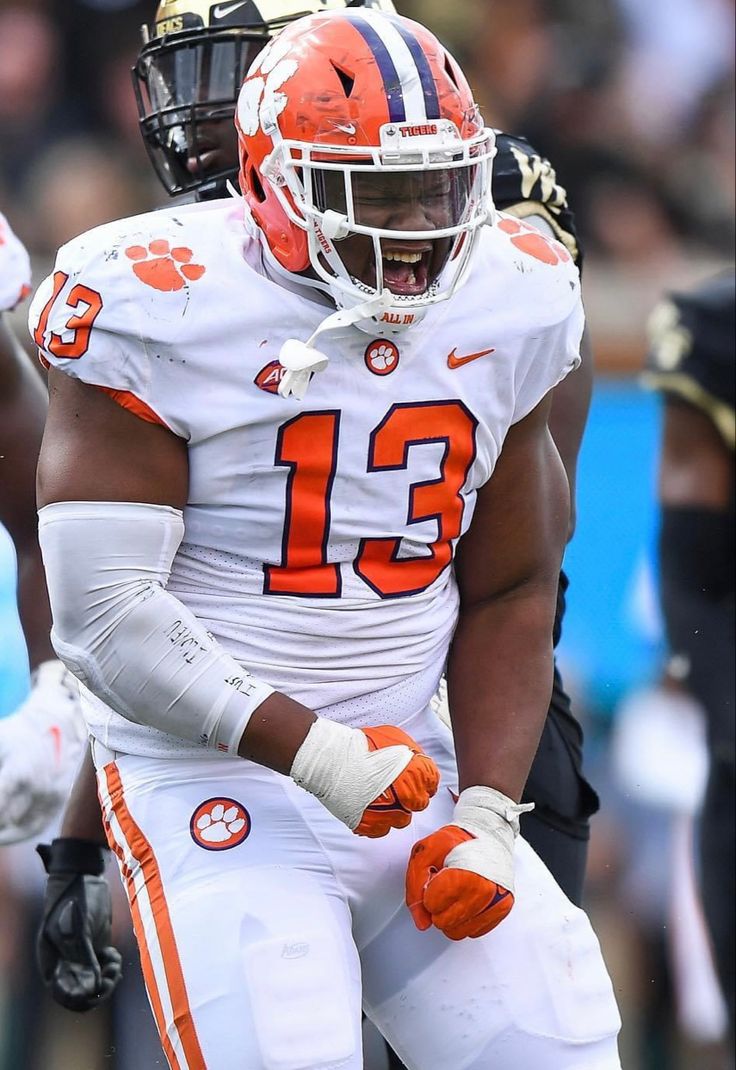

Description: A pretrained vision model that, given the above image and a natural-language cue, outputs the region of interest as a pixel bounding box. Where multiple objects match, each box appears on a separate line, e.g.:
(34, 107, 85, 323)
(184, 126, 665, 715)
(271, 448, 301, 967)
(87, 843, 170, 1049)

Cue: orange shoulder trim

(98, 387, 169, 429)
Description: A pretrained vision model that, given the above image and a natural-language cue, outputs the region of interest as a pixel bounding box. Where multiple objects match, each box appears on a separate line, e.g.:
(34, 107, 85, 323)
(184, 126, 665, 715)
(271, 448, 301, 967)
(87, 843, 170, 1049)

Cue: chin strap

(278, 291, 393, 400)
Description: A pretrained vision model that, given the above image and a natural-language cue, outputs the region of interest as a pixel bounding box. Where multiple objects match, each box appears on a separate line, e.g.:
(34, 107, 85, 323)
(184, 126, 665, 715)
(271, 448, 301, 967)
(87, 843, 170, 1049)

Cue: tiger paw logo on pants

(190, 797, 251, 850)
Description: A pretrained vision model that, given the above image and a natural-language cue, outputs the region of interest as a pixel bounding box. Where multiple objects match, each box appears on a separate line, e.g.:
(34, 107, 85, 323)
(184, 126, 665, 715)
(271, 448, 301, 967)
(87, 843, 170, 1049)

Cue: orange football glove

(289, 718, 439, 837)
(406, 786, 533, 940)
(406, 826, 514, 940)
(355, 726, 440, 837)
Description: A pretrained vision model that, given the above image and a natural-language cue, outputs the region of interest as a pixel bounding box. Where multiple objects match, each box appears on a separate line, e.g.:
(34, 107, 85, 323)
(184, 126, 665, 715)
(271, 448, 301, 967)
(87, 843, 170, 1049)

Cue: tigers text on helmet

(133, 0, 398, 199)
(236, 9, 496, 343)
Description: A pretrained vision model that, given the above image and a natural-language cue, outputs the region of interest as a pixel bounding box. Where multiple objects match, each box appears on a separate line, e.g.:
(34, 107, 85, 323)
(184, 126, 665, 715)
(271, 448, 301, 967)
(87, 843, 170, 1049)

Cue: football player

(0, 211, 87, 846)
(645, 274, 735, 1039)
(31, 11, 622, 1067)
(36, 4, 599, 1049)
(133, 0, 599, 907)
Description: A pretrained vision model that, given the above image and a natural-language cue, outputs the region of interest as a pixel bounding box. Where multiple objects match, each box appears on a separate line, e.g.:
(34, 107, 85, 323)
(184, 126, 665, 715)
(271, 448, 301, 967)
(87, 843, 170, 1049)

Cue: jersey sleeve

(642, 275, 735, 449)
(511, 297, 584, 426)
(28, 219, 187, 435)
(0, 211, 32, 312)
(492, 132, 582, 269)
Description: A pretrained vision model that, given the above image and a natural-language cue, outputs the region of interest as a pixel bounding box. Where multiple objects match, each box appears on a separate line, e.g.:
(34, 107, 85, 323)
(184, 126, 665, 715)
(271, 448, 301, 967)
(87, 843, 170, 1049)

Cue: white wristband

(290, 717, 414, 830)
(446, 785, 534, 893)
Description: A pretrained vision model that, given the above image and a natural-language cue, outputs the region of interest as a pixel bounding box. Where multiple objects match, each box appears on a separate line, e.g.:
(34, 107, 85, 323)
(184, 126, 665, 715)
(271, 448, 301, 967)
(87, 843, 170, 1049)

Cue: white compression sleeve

(38, 501, 274, 754)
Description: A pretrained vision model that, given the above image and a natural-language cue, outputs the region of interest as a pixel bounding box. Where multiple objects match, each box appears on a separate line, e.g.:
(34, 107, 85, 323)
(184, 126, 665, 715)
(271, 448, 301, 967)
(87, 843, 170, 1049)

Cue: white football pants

(94, 708, 621, 1070)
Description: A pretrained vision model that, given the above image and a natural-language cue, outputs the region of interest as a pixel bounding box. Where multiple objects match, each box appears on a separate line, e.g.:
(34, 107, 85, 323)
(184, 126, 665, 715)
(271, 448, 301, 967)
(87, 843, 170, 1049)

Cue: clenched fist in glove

(290, 719, 440, 837)
(0, 661, 88, 844)
(406, 786, 533, 940)
(36, 838, 122, 1012)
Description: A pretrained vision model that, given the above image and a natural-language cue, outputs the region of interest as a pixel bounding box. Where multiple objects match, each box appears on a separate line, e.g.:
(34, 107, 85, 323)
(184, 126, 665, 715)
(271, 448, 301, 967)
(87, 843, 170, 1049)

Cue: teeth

(383, 251, 423, 264)
(407, 270, 416, 286)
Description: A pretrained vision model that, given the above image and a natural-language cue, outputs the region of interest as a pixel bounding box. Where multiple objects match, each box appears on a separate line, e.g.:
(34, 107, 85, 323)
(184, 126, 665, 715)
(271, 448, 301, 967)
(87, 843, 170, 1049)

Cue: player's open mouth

(379, 245, 433, 296)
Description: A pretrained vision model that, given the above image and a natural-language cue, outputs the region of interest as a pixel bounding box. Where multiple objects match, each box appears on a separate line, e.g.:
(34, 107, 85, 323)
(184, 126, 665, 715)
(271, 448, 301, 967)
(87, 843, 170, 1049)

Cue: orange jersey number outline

(33, 270, 104, 360)
(267, 400, 478, 599)
(265, 410, 342, 597)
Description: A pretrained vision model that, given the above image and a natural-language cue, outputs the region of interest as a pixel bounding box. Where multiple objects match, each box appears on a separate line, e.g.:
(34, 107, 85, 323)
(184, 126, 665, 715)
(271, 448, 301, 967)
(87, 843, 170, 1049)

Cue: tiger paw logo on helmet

(237, 34, 298, 138)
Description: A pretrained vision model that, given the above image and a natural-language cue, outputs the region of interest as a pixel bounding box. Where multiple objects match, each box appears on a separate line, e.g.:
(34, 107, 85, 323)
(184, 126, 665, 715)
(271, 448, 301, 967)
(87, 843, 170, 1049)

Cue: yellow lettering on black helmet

(155, 15, 184, 33)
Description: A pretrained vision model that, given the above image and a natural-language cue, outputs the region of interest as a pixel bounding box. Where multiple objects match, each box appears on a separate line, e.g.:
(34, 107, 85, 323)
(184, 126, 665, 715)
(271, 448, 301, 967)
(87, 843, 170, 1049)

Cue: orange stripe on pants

(102, 763, 207, 1070)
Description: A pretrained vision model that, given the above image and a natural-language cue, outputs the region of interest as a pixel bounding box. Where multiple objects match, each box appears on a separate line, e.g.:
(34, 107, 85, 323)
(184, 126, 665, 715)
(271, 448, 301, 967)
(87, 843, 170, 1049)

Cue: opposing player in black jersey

(644, 274, 735, 1039)
(36, 0, 599, 1038)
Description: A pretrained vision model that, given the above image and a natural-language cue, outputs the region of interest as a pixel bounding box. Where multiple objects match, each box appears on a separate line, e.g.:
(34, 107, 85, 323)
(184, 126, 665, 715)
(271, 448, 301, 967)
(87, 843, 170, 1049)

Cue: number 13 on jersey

(265, 400, 478, 600)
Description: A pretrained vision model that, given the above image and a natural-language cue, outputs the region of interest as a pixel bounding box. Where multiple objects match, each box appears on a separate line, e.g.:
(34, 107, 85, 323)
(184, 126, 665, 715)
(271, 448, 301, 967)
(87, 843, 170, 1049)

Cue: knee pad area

(243, 933, 359, 1069)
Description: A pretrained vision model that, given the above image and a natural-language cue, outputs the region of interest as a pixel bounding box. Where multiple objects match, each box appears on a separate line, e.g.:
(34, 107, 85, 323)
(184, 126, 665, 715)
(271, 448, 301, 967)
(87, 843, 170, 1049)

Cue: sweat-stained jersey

(30, 198, 582, 758)
(0, 211, 32, 313)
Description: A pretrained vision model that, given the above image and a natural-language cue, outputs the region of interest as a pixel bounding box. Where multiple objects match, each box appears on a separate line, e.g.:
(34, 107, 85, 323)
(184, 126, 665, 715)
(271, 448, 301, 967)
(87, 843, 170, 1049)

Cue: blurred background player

(644, 272, 735, 1041)
(0, 210, 86, 847)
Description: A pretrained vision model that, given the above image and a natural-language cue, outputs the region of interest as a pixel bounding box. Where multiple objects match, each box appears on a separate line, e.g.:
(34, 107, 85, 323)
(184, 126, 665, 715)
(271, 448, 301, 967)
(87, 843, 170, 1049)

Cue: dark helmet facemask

(133, 0, 400, 200)
(133, 21, 266, 197)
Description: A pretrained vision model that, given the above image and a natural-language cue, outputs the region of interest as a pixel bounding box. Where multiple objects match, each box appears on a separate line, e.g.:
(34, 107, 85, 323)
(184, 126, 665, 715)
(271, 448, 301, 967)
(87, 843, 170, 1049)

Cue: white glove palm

(0, 661, 88, 845)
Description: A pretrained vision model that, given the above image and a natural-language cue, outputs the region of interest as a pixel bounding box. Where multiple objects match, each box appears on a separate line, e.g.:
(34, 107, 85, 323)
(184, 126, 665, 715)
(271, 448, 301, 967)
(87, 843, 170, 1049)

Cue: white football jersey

(30, 198, 583, 757)
(0, 211, 31, 313)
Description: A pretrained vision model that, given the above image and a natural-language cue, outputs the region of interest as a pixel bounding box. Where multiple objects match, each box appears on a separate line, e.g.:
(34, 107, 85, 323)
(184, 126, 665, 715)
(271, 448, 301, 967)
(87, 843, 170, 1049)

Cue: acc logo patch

(255, 359, 287, 394)
(190, 797, 251, 850)
(365, 339, 400, 376)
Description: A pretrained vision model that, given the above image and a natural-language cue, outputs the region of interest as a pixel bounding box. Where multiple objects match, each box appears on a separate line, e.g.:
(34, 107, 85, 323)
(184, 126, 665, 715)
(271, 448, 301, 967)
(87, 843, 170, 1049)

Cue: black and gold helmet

(133, 0, 397, 200)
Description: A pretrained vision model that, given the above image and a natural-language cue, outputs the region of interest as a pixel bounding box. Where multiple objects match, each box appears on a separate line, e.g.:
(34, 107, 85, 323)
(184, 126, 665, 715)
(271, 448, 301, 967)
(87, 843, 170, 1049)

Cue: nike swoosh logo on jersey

(212, 1, 248, 19)
(447, 347, 495, 369)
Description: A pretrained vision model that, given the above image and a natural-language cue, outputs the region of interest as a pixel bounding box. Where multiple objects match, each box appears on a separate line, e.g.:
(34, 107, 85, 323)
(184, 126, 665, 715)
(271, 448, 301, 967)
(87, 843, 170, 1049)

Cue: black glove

(36, 837, 123, 1012)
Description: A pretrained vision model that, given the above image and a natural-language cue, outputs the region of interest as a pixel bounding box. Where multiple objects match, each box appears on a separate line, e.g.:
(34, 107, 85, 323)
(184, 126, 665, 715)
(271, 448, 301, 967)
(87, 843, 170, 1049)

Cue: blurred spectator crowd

(0, 0, 733, 372)
(1, 0, 733, 250)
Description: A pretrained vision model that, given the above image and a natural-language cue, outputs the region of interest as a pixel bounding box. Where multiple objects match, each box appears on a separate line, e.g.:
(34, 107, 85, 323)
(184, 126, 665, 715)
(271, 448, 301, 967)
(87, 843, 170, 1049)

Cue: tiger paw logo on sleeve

(497, 217, 571, 266)
(126, 240, 206, 291)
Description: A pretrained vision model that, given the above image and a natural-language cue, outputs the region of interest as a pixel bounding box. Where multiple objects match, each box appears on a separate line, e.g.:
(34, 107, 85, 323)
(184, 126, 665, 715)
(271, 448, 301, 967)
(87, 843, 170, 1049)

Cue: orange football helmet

(236, 9, 496, 335)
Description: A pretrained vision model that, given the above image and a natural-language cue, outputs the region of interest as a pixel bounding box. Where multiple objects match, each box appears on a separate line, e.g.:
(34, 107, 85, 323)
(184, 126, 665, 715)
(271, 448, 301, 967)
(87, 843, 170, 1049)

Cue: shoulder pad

(462, 219, 582, 352)
(492, 131, 582, 267)
(29, 204, 223, 374)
